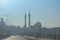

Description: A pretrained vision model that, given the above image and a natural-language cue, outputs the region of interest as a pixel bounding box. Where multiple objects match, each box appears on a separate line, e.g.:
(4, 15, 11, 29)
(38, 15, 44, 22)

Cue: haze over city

(0, 0, 60, 28)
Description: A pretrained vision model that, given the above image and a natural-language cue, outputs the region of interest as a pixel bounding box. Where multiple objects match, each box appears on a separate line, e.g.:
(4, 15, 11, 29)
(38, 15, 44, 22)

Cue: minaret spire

(24, 13, 27, 28)
(28, 11, 31, 28)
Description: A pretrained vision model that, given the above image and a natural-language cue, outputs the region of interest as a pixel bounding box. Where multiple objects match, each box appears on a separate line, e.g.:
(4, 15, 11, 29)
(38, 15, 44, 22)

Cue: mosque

(24, 11, 41, 29)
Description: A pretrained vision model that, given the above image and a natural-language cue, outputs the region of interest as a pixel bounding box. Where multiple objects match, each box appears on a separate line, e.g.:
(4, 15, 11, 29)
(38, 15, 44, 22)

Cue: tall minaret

(24, 13, 27, 28)
(28, 11, 31, 28)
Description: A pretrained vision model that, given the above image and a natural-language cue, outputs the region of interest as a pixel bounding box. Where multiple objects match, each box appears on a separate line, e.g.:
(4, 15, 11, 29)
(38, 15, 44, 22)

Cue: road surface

(2, 35, 54, 40)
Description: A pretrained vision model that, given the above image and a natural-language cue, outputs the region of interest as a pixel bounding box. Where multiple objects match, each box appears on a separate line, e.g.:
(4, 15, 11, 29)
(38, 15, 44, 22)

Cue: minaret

(28, 11, 31, 28)
(24, 13, 27, 28)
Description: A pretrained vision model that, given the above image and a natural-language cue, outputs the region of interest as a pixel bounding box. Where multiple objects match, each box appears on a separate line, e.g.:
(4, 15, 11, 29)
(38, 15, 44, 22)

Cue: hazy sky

(0, 0, 60, 28)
